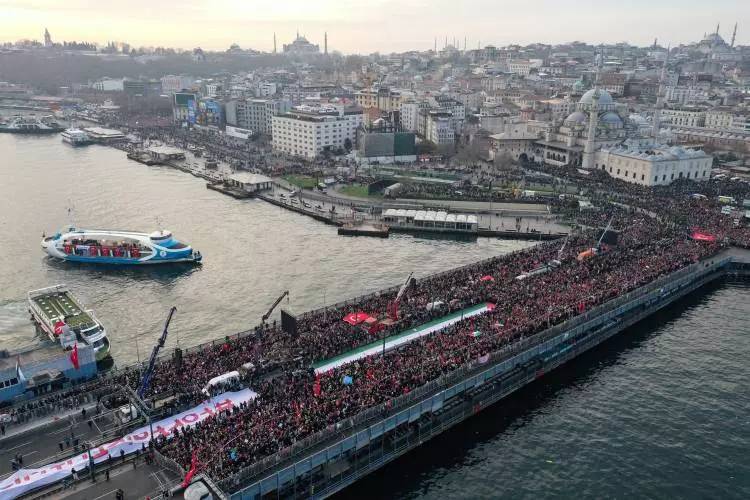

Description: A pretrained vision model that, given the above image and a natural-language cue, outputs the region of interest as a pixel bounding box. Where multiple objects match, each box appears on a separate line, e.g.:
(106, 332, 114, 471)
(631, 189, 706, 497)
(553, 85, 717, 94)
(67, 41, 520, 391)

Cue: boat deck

(32, 291, 93, 328)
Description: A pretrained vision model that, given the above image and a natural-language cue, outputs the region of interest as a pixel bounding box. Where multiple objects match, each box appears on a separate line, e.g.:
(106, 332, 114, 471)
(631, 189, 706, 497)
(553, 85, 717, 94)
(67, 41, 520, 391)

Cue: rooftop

(229, 172, 273, 185)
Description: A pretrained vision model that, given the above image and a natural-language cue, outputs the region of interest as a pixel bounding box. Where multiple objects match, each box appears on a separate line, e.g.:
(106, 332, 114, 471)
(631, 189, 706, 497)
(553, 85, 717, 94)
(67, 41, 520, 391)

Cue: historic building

(489, 79, 713, 186)
(283, 32, 320, 55)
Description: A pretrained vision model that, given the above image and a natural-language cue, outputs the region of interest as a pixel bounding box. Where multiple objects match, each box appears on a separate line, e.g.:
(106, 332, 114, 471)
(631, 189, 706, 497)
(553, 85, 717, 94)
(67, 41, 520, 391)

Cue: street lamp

(87, 440, 95, 483)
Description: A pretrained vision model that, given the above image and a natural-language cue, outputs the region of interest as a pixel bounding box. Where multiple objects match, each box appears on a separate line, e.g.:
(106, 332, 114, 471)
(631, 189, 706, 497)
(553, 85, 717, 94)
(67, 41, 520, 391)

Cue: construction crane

(550, 234, 570, 267)
(138, 306, 177, 399)
(262, 291, 289, 323)
(595, 216, 615, 250)
(577, 216, 615, 262)
(387, 272, 413, 321)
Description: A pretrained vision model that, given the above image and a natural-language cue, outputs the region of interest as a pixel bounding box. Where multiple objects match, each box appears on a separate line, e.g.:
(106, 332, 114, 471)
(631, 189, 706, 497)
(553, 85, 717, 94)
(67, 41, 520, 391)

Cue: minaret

(273, 33, 277, 54)
(582, 50, 602, 170)
(44, 28, 52, 48)
(324, 32, 328, 55)
(731, 23, 737, 47)
(652, 45, 670, 139)
(582, 91, 599, 170)
(716, 23, 720, 35)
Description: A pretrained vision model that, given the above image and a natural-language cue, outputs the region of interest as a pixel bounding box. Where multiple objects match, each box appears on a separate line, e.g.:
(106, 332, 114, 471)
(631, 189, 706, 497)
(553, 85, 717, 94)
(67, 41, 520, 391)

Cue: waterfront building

(0, 344, 96, 402)
(226, 173, 273, 194)
(226, 98, 291, 135)
(272, 104, 364, 158)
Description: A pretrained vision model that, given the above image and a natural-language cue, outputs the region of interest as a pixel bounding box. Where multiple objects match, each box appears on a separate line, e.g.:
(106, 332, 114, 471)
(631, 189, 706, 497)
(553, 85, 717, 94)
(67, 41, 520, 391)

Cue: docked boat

(27, 285, 111, 361)
(61, 128, 93, 146)
(41, 227, 202, 265)
(0, 115, 64, 134)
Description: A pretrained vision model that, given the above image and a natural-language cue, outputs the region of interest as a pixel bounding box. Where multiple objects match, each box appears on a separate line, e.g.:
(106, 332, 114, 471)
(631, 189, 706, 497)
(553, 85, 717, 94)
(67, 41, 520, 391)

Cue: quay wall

(222, 255, 740, 499)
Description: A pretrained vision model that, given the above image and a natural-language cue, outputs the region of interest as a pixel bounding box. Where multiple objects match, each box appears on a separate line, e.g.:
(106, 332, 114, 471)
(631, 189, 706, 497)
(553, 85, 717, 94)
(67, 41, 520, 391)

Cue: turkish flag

(53, 321, 65, 336)
(181, 451, 199, 488)
(70, 343, 80, 370)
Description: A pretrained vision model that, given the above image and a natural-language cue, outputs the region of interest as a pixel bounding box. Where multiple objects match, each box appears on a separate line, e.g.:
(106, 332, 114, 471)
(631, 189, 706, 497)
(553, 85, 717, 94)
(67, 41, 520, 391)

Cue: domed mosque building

(489, 55, 713, 186)
(533, 87, 631, 168)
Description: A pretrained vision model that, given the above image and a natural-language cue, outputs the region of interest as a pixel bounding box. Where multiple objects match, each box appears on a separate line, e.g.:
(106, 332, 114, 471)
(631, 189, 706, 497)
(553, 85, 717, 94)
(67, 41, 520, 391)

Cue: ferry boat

(61, 128, 93, 146)
(27, 285, 111, 361)
(41, 227, 203, 265)
(0, 115, 64, 134)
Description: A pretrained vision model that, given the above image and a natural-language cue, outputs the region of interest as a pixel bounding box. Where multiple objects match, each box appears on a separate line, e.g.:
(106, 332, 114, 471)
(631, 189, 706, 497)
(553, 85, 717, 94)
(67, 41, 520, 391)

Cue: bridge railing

(219, 255, 730, 492)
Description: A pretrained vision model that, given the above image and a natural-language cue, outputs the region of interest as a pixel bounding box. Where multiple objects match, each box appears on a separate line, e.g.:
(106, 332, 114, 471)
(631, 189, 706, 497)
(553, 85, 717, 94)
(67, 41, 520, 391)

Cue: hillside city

(1, 19, 750, 500)
(1, 25, 748, 187)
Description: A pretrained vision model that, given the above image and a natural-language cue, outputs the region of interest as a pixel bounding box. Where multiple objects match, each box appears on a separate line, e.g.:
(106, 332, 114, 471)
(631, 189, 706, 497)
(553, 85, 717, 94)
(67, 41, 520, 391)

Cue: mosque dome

(579, 88, 614, 105)
(600, 111, 623, 126)
(628, 113, 649, 127)
(564, 111, 587, 125)
(702, 32, 726, 45)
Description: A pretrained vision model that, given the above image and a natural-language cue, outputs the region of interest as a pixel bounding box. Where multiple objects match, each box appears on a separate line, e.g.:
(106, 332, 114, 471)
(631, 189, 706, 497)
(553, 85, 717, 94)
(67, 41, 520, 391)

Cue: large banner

(0, 389, 257, 500)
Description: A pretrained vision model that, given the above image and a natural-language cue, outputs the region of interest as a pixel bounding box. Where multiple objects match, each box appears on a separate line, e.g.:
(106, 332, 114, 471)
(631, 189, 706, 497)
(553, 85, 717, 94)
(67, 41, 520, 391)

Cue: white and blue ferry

(41, 227, 202, 265)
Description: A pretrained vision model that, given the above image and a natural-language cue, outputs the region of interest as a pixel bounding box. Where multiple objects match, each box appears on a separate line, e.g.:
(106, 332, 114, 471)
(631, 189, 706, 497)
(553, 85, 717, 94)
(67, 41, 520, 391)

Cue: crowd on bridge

(6, 148, 750, 490)
(150, 210, 724, 482)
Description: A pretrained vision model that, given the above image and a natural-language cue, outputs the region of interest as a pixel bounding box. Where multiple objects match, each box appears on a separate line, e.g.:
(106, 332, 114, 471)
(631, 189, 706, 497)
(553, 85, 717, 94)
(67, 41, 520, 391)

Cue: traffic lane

(62, 462, 179, 500)
(0, 419, 106, 474)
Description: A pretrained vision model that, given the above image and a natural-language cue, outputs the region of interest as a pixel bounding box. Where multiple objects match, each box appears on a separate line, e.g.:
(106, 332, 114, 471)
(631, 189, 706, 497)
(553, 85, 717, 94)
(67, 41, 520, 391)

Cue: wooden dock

(338, 222, 390, 238)
(206, 182, 253, 199)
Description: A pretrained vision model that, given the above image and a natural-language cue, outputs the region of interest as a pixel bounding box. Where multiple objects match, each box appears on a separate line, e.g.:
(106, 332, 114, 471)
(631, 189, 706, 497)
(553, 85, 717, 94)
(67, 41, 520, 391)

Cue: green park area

(282, 175, 318, 189)
(339, 183, 383, 199)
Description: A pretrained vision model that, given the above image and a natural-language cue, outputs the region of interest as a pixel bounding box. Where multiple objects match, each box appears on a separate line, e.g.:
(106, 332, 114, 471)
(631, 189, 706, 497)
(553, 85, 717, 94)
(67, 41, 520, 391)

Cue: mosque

(283, 31, 321, 55)
(489, 81, 713, 186)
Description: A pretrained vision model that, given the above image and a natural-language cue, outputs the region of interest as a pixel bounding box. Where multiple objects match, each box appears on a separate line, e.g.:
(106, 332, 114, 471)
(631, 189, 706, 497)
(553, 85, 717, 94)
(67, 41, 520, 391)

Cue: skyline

(1, 0, 749, 54)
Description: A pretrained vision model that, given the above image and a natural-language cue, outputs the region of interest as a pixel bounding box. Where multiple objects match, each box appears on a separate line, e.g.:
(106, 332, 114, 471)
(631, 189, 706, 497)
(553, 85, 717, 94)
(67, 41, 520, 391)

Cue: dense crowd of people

(7, 149, 750, 488)
(154, 213, 722, 481)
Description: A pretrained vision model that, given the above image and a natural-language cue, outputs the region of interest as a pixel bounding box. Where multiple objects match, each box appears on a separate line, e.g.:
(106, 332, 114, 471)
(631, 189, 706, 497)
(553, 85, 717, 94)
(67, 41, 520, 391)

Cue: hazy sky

(1, 0, 747, 53)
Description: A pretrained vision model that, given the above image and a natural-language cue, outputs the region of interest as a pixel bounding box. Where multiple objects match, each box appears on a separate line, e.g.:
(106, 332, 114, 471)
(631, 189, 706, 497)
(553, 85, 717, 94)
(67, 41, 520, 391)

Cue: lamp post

(87, 440, 95, 483)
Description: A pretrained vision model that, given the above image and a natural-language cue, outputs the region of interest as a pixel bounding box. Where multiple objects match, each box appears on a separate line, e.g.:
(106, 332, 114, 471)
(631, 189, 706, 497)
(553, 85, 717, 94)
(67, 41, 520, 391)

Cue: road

(59, 460, 180, 500)
(0, 409, 118, 476)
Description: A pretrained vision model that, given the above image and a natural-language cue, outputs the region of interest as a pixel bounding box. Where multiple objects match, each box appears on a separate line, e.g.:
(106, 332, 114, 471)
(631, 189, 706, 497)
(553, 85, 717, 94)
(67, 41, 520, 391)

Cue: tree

(416, 141, 437, 155)
(493, 150, 515, 172)
(344, 138, 352, 152)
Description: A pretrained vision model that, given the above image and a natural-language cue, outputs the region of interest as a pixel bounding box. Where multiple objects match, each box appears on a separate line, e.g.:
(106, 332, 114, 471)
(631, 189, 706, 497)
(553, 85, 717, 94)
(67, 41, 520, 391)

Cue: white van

(202, 370, 240, 396)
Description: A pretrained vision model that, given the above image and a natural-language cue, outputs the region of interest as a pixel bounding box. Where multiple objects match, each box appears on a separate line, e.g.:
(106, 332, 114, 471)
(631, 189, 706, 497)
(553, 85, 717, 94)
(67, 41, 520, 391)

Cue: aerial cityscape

(0, 2, 749, 499)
